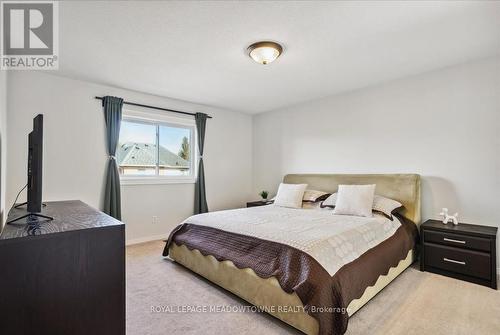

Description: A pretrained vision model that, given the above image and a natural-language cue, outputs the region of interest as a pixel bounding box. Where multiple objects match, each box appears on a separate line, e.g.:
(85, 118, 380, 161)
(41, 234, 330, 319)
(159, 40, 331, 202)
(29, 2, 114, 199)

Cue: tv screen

(27, 114, 43, 213)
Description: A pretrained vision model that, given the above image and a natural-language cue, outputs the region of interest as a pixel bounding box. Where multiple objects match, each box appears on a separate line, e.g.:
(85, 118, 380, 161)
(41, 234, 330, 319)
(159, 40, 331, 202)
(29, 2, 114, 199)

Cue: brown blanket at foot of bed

(163, 215, 417, 335)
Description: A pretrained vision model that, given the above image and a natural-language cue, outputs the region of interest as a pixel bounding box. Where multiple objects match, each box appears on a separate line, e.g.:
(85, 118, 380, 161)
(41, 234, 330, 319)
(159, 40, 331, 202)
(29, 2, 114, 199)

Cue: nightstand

(246, 200, 273, 208)
(420, 219, 497, 289)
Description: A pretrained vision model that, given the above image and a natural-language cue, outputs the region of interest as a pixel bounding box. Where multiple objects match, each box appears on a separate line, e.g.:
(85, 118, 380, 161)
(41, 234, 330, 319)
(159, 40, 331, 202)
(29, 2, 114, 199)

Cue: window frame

(119, 109, 197, 186)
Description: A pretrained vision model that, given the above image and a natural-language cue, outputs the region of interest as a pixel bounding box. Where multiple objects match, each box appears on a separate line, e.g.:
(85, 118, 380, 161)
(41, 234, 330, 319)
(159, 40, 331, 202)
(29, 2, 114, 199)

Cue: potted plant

(259, 191, 269, 202)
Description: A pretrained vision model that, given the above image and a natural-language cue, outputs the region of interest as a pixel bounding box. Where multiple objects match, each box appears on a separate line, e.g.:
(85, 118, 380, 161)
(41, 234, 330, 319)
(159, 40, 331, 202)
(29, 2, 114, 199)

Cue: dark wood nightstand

(246, 200, 273, 208)
(420, 219, 497, 289)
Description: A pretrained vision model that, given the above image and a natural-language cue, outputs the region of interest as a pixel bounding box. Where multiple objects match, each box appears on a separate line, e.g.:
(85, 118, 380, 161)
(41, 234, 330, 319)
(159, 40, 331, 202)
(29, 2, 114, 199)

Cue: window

(117, 111, 196, 184)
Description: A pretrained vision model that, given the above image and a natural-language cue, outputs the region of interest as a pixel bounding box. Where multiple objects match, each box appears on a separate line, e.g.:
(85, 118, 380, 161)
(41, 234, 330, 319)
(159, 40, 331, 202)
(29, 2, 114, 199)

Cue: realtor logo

(1, 0, 58, 69)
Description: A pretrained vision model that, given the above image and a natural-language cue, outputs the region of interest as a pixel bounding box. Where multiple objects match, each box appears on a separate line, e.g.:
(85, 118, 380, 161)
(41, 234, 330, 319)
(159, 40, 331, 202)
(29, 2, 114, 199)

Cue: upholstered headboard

(283, 174, 421, 225)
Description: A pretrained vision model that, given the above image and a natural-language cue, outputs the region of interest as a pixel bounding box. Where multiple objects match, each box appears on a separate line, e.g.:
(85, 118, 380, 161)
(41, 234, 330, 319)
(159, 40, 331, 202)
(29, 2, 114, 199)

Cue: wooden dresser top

(1, 200, 123, 241)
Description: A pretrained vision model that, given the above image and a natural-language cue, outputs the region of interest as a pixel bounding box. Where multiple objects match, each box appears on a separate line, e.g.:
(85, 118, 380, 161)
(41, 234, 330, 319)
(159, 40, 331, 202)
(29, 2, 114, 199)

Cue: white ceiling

(57, 1, 500, 114)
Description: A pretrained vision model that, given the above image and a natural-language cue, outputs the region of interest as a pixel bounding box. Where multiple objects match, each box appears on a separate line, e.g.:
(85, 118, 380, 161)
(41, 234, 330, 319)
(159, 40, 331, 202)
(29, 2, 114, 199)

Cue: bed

(163, 174, 421, 335)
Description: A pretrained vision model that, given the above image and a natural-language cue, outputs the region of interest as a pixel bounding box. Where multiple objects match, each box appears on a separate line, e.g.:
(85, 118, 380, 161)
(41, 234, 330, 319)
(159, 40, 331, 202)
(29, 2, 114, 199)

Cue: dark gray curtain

(102, 96, 123, 220)
(194, 112, 208, 214)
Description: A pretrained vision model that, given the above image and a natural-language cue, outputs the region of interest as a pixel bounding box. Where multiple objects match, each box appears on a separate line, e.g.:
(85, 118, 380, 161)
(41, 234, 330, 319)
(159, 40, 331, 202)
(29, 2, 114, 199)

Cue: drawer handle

(443, 237, 466, 244)
(443, 257, 466, 265)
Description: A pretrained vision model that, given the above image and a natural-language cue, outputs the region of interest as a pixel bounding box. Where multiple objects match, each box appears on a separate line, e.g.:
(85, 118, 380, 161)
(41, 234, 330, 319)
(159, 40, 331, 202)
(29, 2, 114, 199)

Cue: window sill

(120, 177, 196, 186)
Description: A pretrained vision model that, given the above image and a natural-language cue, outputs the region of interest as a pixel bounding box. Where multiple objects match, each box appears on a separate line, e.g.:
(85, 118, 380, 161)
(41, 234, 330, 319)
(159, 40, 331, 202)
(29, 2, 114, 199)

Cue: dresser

(420, 219, 497, 289)
(0, 200, 125, 335)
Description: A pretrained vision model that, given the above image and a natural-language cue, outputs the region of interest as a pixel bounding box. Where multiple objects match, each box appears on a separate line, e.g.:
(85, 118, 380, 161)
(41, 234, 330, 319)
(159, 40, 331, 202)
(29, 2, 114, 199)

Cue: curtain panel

(102, 96, 123, 220)
(194, 112, 208, 214)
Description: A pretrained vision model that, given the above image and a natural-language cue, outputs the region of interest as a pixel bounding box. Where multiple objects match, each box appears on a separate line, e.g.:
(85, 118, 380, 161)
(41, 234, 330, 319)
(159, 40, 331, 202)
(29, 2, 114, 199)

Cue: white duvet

(182, 205, 402, 276)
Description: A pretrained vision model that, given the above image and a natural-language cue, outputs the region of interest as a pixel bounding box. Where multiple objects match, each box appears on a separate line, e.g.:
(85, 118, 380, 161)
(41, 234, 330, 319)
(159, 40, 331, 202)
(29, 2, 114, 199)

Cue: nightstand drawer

(424, 230, 490, 252)
(424, 244, 491, 280)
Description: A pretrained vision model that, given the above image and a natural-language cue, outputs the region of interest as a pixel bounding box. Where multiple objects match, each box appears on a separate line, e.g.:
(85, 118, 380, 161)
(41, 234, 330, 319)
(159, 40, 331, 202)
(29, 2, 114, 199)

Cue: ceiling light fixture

(247, 41, 283, 65)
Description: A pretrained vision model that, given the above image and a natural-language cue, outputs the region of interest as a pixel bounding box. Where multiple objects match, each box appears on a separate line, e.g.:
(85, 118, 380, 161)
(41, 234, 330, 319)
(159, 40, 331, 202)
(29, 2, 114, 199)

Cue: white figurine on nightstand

(439, 208, 459, 225)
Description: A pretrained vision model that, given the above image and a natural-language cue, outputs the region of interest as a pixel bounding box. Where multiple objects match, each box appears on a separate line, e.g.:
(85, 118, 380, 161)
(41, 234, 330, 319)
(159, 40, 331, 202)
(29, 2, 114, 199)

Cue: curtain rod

(94, 96, 212, 119)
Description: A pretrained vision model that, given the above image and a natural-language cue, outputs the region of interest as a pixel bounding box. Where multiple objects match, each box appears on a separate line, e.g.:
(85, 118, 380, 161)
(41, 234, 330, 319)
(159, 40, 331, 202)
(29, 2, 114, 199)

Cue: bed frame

(169, 174, 421, 334)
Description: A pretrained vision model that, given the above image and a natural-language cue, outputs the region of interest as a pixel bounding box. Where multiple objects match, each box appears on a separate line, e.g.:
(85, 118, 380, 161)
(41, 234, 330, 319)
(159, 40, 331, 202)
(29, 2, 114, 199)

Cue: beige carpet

(127, 241, 500, 335)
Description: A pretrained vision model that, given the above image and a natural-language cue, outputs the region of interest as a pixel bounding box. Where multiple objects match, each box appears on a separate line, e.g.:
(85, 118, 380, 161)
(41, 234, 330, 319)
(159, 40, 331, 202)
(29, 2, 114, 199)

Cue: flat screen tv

(6, 114, 52, 225)
(27, 114, 44, 213)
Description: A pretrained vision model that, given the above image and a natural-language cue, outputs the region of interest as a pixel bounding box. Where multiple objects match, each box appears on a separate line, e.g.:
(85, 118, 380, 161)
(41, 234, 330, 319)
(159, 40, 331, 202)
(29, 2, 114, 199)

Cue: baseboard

(126, 234, 167, 246)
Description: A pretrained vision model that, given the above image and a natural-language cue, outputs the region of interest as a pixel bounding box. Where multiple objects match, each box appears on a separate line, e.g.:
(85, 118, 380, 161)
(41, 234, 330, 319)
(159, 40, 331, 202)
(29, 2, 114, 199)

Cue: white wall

(5, 57, 499, 266)
(6, 72, 253, 242)
(0, 71, 7, 230)
(254, 57, 500, 264)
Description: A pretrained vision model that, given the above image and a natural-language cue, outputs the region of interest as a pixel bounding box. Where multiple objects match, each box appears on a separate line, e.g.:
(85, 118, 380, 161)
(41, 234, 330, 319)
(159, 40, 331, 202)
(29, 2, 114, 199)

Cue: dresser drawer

(424, 230, 490, 252)
(424, 243, 491, 280)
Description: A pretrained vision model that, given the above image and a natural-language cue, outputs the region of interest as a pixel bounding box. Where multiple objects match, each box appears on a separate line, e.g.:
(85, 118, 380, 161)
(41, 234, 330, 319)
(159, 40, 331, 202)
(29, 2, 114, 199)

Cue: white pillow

(274, 183, 308, 209)
(332, 185, 376, 217)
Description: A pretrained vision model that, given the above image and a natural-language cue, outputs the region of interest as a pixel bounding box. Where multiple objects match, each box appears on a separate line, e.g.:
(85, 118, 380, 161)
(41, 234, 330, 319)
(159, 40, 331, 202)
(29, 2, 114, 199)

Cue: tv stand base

(6, 213, 54, 225)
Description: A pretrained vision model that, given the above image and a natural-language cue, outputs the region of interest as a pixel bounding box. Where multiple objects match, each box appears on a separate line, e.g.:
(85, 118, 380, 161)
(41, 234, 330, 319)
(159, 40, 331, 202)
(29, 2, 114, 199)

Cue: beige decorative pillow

(302, 190, 331, 203)
(332, 185, 376, 217)
(372, 195, 403, 219)
(320, 193, 337, 208)
(274, 183, 308, 209)
(301, 201, 323, 209)
(271, 189, 329, 206)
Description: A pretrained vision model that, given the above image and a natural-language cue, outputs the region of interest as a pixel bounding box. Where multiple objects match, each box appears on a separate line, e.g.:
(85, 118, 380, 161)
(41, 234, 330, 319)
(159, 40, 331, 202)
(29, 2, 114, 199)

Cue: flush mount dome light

(247, 41, 283, 65)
